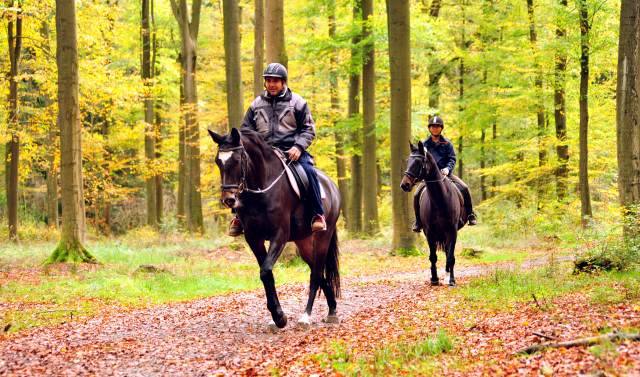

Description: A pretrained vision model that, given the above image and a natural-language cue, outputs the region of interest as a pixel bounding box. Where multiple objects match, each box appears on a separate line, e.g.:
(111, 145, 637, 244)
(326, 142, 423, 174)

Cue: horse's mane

(239, 128, 272, 158)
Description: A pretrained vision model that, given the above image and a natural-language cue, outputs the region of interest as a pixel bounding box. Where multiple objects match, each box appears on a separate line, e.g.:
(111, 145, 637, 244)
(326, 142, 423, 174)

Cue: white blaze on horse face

(218, 151, 234, 166)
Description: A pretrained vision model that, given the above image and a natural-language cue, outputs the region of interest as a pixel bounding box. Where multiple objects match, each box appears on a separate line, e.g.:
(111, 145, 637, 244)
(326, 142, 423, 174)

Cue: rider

(412, 116, 477, 232)
(227, 62, 327, 237)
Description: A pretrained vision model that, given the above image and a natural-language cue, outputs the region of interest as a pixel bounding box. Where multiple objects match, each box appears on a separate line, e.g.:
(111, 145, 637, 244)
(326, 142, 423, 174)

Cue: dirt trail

(1, 259, 638, 376)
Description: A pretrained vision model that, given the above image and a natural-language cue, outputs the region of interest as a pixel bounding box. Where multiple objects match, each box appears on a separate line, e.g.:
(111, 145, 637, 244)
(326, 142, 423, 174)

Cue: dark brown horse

(400, 141, 467, 287)
(208, 128, 341, 331)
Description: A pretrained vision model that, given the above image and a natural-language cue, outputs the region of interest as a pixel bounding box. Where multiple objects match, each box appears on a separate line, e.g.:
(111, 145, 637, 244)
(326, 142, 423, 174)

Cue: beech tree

(253, 0, 264, 97)
(616, 0, 640, 228)
(265, 0, 287, 67)
(578, 0, 592, 226)
(347, 1, 362, 233)
(142, 0, 157, 227)
(223, 0, 244, 130)
(46, 0, 97, 264)
(362, 0, 377, 234)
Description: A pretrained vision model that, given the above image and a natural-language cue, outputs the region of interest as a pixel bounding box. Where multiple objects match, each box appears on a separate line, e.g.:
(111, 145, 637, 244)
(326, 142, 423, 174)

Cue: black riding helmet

(428, 116, 444, 129)
(263, 63, 288, 82)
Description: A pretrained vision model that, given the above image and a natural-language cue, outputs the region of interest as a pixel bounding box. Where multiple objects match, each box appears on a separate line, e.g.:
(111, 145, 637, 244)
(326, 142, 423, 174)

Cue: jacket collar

(426, 135, 450, 146)
(262, 85, 291, 101)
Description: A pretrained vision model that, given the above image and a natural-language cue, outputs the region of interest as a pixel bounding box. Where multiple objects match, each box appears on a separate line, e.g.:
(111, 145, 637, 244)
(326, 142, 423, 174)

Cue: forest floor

(0, 239, 639, 376)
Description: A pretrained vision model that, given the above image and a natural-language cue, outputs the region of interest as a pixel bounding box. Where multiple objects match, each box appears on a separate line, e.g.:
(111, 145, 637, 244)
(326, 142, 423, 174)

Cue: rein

(404, 153, 446, 184)
(218, 141, 290, 195)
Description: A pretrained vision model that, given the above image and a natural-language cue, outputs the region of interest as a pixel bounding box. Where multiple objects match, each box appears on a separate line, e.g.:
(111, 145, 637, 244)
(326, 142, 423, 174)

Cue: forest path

(0, 261, 478, 376)
(1, 257, 638, 376)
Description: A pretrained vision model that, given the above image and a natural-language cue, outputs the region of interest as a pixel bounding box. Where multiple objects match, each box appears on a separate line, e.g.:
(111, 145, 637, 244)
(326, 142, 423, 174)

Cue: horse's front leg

(259, 231, 289, 332)
(427, 231, 439, 286)
(446, 232, 457, 288)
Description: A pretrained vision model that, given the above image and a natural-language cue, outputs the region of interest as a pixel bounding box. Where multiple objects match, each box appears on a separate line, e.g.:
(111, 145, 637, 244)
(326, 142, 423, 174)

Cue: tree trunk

(616, 0, 640, 229)
(329, 2, 349, 224)
(152, 0, 163, 225)
(253, 0, 264, 97)
(426, 0, 443, 114)
(492, 123, 497, 197)
(265, 0, 287, 67)
(142, 0, 157, 227)
(387, 0, 416, 251)
(40, 21, 59, 231)
(554, 0, 569, 201)
(527, 0, 547, 208)
(47, 0, 96, 264)
(170, 0, 204, 233)
(101, 114, 111, 236)
(480, 129, 487, 202)
(6, 7, 22, 243)
(348, 1, 362, 234)
(224, 0, 244, 131)
(177, 54, 186, 227)
(362, 0, 378, 234)
(458, 58, 464, 180)
(578, 0, 592, 226)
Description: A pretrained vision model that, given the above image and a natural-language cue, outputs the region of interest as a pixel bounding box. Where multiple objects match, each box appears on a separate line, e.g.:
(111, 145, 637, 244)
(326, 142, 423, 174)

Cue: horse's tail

(323, 228, 341, 299)
(435, 233, 447, 253)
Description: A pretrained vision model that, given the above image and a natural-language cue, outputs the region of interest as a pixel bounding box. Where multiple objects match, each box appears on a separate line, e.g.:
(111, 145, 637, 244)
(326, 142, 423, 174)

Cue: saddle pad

(273, 150, 326, 200)
(450, 180, 465, 207)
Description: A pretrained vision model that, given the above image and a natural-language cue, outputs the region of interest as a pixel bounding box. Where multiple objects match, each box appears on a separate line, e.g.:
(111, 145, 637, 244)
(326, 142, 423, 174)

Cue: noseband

(218, 140, 289, 195)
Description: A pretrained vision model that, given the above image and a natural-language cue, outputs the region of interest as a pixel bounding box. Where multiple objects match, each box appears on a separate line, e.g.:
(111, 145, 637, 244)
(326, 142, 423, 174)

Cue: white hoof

(325, 315, 339, 324)
(265, 320, 279, 333)
(297, 313, 311, 330)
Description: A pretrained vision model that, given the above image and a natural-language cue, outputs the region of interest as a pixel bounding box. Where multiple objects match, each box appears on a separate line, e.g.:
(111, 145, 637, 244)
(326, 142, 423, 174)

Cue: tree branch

(516, 332, 640, 355)
(189, 0, 203, 42)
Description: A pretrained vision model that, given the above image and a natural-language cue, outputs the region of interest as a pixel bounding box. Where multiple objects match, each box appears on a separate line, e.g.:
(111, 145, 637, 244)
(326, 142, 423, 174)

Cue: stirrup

(467, 213, 477, 226)
(312, 215, 327, 233)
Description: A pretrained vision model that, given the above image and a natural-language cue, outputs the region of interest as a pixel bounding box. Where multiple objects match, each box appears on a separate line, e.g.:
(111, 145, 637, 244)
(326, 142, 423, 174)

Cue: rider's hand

(442, 168, 449, 176)
(286, 147, 302, 161)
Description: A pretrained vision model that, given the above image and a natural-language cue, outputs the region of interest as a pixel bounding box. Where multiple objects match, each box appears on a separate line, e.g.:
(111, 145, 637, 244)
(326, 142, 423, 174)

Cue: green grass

(314, 329, 455, 376)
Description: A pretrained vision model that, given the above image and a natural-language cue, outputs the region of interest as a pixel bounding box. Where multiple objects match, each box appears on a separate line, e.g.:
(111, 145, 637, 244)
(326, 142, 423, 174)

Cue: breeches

(298, 152, 325, 215)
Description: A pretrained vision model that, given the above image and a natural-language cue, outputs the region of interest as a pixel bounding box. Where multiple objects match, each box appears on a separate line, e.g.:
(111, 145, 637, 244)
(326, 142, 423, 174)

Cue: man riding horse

(412, 116, 477, 232)
(228, 63, 327, 236)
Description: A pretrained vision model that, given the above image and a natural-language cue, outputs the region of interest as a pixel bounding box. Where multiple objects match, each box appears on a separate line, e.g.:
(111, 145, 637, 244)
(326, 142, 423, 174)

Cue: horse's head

(401, 141, 429, 192)
(208, 127, 245, 209)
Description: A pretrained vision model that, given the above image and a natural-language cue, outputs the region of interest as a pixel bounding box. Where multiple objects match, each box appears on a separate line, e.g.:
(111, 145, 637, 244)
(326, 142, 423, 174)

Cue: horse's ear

(409, 140, 417, 151)
(208, 129, 224, 144)
(418, 141, 425, 156)
(231, 128, 241, 145)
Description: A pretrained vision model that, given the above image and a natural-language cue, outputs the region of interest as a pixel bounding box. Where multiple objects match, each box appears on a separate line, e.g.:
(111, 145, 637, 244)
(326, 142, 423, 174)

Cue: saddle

(418, 178, 464, 207)
(273, 149, 326, 200)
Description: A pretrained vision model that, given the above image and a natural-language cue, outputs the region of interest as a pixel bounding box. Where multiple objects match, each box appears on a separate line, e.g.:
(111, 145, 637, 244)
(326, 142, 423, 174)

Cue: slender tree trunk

(387, 0, 416, 251)
(616, 0, 640, 232)
(426, 0, 443, 114)
(142, 0, 157, 227)
(6, 7, 22, 242)
(170, 0, 204, 233)
(329, 2, 349, 224)
(177, 54, 186, 227)
(578, 0, 592, 226)
(47, 0, 96, 263)
(265, 0, 287, 67)
(554, 0, 569, 201)
(457, 57, 464, 180)
(492, 122, 497, 197)
(480, 129, 487, 202)
(223, 0, 244, 131)
(348, 1, 362, 234)
(40, 21, 59, 230)
(101, 115, 111, 236)
(253, 0, 264, 97)
(527, 0, 547, 208)
(362, 0, 378, 234)
(152, 0, 163, 224)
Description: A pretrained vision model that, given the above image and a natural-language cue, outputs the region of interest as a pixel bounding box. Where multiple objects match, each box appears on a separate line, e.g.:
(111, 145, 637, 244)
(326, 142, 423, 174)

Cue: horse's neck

(423, 159, 448, 205)
(245, 147, 280, 190)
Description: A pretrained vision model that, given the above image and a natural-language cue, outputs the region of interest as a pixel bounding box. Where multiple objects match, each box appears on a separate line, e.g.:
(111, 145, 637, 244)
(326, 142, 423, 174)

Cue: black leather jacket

(240, 86, 316, 152)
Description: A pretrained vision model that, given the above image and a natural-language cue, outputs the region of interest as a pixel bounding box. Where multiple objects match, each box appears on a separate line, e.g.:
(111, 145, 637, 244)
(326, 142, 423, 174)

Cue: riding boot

(412, 214, 423, 233)
(312, 215, 327, 233)
(228, 216, 244, 237)
(467, 208, 477, 226)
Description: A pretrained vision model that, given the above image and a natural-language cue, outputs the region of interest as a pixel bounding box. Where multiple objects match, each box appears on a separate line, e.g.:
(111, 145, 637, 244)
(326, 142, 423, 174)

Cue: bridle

(218, 140, 289, 195)
(404, 153, 446, 184)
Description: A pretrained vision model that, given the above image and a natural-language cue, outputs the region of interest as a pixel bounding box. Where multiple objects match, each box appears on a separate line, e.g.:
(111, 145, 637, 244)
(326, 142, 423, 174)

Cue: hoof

(325, 315, 340, 324)
(430, 279, 440, 286)
(275, 314, 288, 328)
(447, 283, 456, 290)
(297, 313, 311, 330)
(265, 320, 279, 333)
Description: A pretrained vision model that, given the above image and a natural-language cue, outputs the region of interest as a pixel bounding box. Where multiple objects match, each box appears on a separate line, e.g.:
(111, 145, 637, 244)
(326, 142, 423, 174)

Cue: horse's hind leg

(295, 237, 325, 330)
(447, 233, 457, 287)
(427, 232, 439, 286)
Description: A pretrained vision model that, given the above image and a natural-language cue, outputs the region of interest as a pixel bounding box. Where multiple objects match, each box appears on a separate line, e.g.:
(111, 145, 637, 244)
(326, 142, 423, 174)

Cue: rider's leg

(298, 152, 326, 232)
(448, 174, 477, 225)
(228, 208, 244, 237)
(413, 182, 425, 232)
